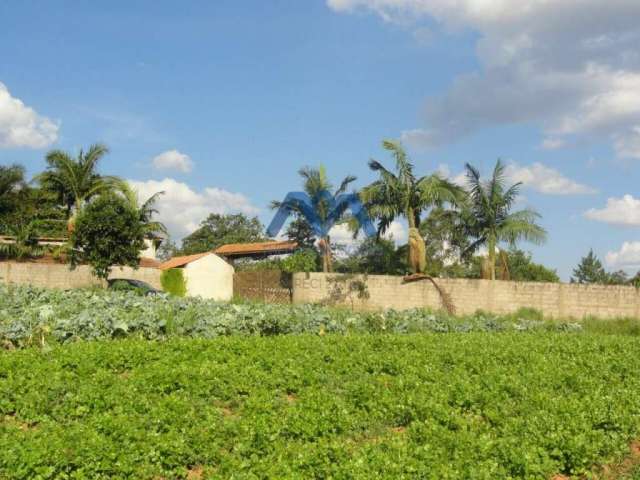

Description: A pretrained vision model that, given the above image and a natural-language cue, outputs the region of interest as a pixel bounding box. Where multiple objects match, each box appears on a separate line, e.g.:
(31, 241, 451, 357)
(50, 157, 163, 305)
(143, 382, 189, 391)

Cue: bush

(160, 268, 187, 297)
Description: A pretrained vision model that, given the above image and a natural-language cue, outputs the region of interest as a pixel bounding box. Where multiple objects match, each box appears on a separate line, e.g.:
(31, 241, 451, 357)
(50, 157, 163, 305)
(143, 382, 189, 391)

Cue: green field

(2, 333, 640, 479)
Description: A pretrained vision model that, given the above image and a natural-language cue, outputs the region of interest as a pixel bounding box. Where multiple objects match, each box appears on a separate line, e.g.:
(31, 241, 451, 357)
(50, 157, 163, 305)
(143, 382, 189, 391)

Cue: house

(159, 252, 234, 301)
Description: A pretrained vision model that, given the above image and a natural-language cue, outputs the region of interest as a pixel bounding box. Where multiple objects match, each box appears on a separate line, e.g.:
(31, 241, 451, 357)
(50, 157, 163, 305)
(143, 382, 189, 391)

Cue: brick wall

(0, 262, 162, 290)
(292, 273, 640, 319)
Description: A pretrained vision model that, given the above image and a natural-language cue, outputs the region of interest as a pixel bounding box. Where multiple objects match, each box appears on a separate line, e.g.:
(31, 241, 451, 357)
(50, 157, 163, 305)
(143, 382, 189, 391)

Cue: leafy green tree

(501, 249, 559, 283)
(335, 237, 407, 275)
(285, 214, 316, 250)
(360, 140, 464, 274)
(70, 193, 145, 279)
(464, 160, 547, 280)
(117, 182, 167, 238)
(38, 144, 119, 230)
(181, 213, 265, 255)
(608, 270, 629, 285)
(271, 165, 356, 272)
(281, 249, 319, 273)
(571, 249, 609, 284)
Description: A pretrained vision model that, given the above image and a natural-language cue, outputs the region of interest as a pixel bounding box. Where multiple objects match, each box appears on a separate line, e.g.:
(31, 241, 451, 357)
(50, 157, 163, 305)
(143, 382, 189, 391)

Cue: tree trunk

(320, 235, 332, 273)
(406, 210, 426, 274)
(487, 234, 496, 280)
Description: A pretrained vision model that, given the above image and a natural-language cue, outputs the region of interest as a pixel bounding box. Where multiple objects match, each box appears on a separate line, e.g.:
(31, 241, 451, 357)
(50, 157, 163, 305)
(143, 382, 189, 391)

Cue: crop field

(1, 286, 640, 479)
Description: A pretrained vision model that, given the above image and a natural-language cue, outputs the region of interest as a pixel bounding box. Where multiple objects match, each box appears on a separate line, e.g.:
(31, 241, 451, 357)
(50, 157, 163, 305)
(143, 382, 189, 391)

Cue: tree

(271, 165, 356, 272)
(38, 143, 119, 230)
(571, 249, 607, 284)
(464, 160, 547, 280)
(335, 237, 406, 275)
(0, 222, 45, 260)
(360, 140, 464, 274)
(500, 249, 559, 283)
(70, 193, 145, 279)
(117, 181, 167, 238)
(285, 214, 316, 250)
(180, 213, 265, 255)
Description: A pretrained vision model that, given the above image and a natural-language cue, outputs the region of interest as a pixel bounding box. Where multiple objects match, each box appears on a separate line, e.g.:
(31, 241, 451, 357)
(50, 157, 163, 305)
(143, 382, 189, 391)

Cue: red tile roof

(214, 241, 298, 257)
(159, 252, 210, 270)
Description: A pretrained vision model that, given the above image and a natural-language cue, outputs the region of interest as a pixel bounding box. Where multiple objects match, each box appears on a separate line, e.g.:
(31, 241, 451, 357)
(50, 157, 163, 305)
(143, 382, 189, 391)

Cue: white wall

(184, 254, 234, 301)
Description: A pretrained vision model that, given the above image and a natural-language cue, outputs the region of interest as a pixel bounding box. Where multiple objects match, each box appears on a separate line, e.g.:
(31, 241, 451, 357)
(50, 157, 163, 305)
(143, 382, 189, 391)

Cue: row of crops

(0, 284, 584, 349)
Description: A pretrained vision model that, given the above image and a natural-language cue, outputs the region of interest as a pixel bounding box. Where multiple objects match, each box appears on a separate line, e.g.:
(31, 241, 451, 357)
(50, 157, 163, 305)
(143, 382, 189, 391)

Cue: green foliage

(285, 214, 316, 250)
(70, 193, 145, 279)
(571, 249, 610, 284)
(502, 249, 560, 283)
(281, 248, 319, 273)
(0, 222, 45, 260)
(335, 238, 407, 275)
(1, 330, 640, 478)
(464, 160, 547, 280)
(180, 213, 265, 255)
(160, 268, 187, 297)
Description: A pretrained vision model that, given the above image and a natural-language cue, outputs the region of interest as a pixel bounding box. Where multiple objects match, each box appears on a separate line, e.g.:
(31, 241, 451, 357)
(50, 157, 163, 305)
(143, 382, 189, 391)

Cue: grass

(2, 333, 640, 479)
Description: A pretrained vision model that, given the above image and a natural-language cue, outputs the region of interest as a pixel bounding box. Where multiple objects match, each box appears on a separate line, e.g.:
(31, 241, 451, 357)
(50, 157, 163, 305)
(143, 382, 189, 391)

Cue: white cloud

(329, 219, 407, 251)
(127, 178, 259, 239)
(329, 0, 640, 159)
(606, 242, 640, 271)
(152, 149, 193, 173)
(540, 137, 566, 150)
(0, 82, 58, 148)
(504, 162, 596, 195)
(439, 161, 593, 195)
(585, 195, 640, 227)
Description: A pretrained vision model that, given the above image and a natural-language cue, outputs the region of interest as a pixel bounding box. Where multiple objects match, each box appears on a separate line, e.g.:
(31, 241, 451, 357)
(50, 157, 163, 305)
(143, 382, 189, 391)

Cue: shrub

(160, 268, 187, 297)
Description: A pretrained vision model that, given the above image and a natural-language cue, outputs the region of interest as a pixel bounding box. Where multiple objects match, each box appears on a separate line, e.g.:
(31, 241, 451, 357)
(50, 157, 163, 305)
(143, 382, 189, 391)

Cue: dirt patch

(551, 440, 640, 479)
(186, 465, 204, 480)
(3, 414, 37, 431)
(285, 393, 297, 405)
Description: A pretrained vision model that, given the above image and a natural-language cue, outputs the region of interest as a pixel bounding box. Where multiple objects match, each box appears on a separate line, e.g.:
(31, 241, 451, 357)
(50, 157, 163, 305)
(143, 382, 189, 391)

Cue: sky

(1, 0, 639, 280)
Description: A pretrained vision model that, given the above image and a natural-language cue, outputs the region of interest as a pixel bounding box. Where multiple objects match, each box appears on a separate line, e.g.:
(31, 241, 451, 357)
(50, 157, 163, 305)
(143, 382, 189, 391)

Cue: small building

(159, 252, 234, 301)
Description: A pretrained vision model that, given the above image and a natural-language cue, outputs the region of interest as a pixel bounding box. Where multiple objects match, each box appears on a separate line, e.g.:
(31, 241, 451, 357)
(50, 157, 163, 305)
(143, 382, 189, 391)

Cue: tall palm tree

(37, 143, 119, 231)
(464, 160, 547, 280)
(360, 140, 465, 274)
(117, 181, 167, 238)
(271, 165, 356, 272)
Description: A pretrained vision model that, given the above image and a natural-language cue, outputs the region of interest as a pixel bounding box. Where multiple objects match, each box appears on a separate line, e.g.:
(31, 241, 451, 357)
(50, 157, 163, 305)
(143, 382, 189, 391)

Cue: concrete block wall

(292, 273, 640, 319)
(0, 262, 162, 290)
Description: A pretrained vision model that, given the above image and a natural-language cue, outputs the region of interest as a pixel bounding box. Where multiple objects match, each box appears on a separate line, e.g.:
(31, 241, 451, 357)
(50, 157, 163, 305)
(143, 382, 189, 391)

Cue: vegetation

(160, 268, 187, 297)
(2, 330, 640, 478)
(463, 160, 547, 280)
(571, 249, 631, 285)
(360, 140, 464, 274)
(272, 165, 357, 273)
(37, 143, 118, 231)
(180, 213, 265, 255)
(280, 248, 318, 273)
(70, 193, 145, 279)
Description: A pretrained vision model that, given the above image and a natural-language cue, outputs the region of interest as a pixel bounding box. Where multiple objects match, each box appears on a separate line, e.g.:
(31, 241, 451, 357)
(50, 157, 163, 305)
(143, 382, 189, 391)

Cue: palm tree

(271, 165, 356, 272)
(117, 181, 167, 238)
(0, 164, 26, 219)
(37, 144, 119, 231)
(360, 140, 465, 274)
(464, 160, 547, 280)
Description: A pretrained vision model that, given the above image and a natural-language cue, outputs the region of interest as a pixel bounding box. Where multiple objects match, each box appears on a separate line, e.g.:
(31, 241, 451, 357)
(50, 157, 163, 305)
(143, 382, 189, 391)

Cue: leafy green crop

(1, 334, 640, 479)
(0, 285, 584, 349)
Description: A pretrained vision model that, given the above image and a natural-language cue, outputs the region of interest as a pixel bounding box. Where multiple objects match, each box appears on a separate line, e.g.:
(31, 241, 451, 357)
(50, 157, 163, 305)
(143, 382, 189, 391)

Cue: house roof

(214, 241, 298, 258)
(159, 252, 210, 270)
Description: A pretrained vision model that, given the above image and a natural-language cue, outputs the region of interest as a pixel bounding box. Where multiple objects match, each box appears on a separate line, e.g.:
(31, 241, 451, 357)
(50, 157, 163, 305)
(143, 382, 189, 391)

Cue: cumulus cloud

(585, 195, 640, 227)
(439, 161, 593, 195)
(328, 0, 640, 159)
(606, 242, 640, 271)
(0, 82, 58, 148)
(127, 178, 259, 239)
(504, 162, 596, 195)
(152, 149, 193, 173)
(329, 219, 407, 251)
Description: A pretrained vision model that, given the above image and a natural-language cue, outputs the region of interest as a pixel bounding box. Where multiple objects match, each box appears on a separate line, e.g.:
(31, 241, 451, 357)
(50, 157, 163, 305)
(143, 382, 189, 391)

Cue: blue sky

(1, 0, 639, 280)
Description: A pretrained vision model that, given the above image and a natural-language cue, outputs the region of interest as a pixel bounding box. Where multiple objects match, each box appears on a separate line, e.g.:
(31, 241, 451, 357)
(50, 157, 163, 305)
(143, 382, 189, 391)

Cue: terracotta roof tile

(214, 241, 298, 256)
(159, 252, 210, 270)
